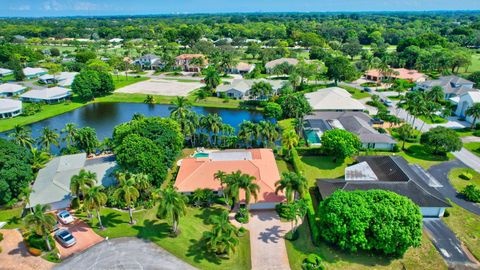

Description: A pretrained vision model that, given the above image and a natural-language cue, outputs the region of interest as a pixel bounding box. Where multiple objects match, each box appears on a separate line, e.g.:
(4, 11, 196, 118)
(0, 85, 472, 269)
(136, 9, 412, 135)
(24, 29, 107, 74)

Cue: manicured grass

(0, 74, 15, 82)
(442, 203, 480, 260)
(113, 76, 149, 89)
(460, 52, 480, 75)
(463, 142, 480, 158)
(285, 222, 447, 270)
(341, 85, 371, 100)
(419, 115, 448, 124)
(299, 156, 353, 186)
(278, 118, 295, 131)
(188, 96, 243, 109)
(163, 78, 202, 83)
(455, 128, 475, 137)
(276, 158, 293, 174)
(448, 168, 480, 192)
(0, 207, 24, 229)
(95, 93, 177, 104)
(77, 206, 251, 270)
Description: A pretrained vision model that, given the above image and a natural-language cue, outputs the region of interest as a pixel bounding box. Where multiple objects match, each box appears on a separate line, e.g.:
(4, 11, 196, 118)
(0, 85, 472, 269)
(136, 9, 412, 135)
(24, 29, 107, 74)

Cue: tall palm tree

(203, 211, 239, 256)
(466, 103, 480, 129)
(237, 172, 259, 208)
(83, 186, 108, 229)
(214, 170, 229, 203)
(204, 66, 221, 90)
(30, 148, 51, 172)
(113, 172, 140, 224)
(156, 186, 188, 234)
(427, 86, 444, 103)
(282, 129, 299, 158)
(37, 127, 59, 152)
(220, 124, 235, 147)
(201, 113, 223, 146)
(169, 96, 192, 121)
(9, 125, 34, 149)
(397, 123, 414, 150)
(238, 120, 255, 148)
(259, 121, 279, 147)
(275, 172, 308, 203)
(70, 169, 97, 200)
(184, 111, 200, 146)
(61, 123, 78, 147)
(24, 204, 57, 251)
(20, 186, 33, 213)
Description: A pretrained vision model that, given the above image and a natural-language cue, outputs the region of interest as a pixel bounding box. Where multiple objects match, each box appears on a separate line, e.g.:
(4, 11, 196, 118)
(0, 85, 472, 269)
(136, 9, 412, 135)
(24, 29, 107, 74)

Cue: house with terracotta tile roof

(175, 54, 207, 72)
(174, 149, 285, 209)
(365, 68, 427, 83)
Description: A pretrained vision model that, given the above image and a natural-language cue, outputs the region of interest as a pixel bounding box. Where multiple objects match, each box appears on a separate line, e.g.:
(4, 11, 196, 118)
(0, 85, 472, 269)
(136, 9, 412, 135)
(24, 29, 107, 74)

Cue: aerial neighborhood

(0, 6, 480, 270)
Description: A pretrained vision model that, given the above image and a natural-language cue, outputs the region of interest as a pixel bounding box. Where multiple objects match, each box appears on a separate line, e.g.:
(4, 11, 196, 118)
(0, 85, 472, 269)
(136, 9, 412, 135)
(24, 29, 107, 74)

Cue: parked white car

(57, 210, 74, 224)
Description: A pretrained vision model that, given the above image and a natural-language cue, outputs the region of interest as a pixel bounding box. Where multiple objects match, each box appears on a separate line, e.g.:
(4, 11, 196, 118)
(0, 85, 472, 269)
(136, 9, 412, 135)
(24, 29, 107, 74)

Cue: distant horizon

(1, 0, 479, 18)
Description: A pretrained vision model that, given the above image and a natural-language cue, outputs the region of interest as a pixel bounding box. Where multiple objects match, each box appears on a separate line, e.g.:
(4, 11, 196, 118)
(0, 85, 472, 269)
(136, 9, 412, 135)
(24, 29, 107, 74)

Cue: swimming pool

(304, 129, 321, 145)
(193, 152, 210, 158)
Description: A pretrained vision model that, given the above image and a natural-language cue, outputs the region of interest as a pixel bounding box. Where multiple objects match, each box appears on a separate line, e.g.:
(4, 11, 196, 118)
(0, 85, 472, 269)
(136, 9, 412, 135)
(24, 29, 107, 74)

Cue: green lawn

(276, 158, 293, 174)
(419, 115, 448, 124)
(455, 128, 475, 137)
(463, 142, 480, 158)
(442, 203, 480, 260)
(113, 76, 149, 89)
(299, 156, 353, 186)
(1, 74, 15, 82)
(0, 207, 24, 229)
(460, 52, 480, 75)
(448, 168, 480, 192)
(341, 85, 371, 100)
(163, 78, 201, 83)
(77, 206, 251, 270)
(188, 96, 243, 110)
(286, 222, 446, 270)
(278, 118, 295, 131)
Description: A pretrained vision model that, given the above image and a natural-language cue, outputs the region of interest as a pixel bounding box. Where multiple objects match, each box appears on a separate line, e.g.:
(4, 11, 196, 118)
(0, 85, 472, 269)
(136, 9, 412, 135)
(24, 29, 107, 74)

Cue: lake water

(1, 102, 266, 152)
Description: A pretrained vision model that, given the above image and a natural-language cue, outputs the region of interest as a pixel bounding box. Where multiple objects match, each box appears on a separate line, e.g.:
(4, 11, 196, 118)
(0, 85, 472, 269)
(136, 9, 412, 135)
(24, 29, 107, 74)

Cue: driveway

(116, 79, 203, 96)
(428, 159, 480, 215)
(423, 219, 478, 269)
(240, 210, 291, 270)
(55, 237, 196, 270)
(453, 148, 480, 174)
(0, 229, 54, 270)
(55, 219, 104, 259)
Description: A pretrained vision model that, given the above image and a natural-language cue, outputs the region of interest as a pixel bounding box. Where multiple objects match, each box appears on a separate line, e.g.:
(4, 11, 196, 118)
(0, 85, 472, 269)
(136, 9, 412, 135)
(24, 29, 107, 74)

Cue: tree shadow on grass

(100, 212, 124, 228)
(404, 145, 449, 162)
(194, 207, 226, 226)
(7, 216, 21, 226)
(186, 237, 225, 265)
(301, 156, 346, 171)
(132, 219, 171, 241)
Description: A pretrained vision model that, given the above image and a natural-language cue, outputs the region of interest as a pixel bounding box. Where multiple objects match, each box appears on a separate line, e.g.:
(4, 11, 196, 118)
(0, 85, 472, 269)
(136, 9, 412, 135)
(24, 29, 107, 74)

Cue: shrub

(318, 190, 422, 256)
(237, 227, 247, 237)
(285, 230, 299, 241)
(235, 207, 249, 224)
(0, 232, 3, 242)
(392, 144, 400, 152)
(275, 203, 295, 220)
(443, 209, 450, 217)
(28, 247, 42, 256)
(70, 197, 80, 209)
(473, 130, 480, 137)
(302, 254, 325, 270)
(461, 185, 480, 203)
(460, 171, 473, 180)
(26, 234, 55, 251)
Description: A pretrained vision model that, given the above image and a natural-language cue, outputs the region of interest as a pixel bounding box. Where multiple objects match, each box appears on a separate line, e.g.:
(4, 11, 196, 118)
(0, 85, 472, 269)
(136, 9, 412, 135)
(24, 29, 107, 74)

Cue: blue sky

(1, 0, 479, 17)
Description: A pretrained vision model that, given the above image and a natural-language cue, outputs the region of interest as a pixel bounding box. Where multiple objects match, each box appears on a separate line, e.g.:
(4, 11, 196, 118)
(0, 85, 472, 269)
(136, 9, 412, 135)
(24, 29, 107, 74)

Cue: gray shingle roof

(0, 98, 22, 114)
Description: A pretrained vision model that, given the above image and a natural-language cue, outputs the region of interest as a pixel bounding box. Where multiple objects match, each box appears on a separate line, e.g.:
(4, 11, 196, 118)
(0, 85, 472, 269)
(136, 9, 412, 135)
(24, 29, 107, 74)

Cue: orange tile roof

(366, 68, 426, 81)
(175, 149, 285, 204)
(175, 54, 205, 60)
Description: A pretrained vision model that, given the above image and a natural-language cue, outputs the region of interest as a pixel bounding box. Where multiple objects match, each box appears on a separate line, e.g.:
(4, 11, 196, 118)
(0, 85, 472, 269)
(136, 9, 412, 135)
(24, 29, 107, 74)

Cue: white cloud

(42, 0, 64, 11)
(9, 4, 31, 11)
(74, 2, 100, 11)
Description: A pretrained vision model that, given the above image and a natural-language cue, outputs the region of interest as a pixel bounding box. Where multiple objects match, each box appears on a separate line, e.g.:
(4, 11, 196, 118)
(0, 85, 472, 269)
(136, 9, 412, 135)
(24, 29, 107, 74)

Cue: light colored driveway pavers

(239, 210, 292, 270)
(0, 229, 54, 270)
(116, 79, 203, 96)
(55, 237, 196, 270)
(55, 219, 104, 259)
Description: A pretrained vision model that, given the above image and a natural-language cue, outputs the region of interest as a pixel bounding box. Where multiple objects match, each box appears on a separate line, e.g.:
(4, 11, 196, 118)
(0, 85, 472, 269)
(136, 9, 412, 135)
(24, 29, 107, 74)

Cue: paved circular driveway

(54, 237, 196, 270)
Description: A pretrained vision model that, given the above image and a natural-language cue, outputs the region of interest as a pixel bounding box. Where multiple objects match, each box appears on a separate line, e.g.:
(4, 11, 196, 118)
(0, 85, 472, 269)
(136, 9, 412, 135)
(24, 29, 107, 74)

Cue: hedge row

(296, 147, 323, 156)
(291, 148, 320, 246)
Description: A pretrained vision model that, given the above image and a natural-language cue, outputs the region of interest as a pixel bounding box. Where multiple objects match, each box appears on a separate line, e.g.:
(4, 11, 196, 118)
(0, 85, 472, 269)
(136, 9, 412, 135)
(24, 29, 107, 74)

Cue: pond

(1, 102, 266, 153)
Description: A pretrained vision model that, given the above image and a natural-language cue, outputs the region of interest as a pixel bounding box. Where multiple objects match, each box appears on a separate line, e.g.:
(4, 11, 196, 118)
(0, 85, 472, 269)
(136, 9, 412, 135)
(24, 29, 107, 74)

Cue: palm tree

(397, 123, 414, 150)
(214, 170, 229, 203)
(70, 169, 97, 200)
(61, 123, 78, 147)
(204, 66, 221, 90)
(37, 127, 59, 152)
(237, 172, 259, 208)
(169, 96, 192, 120)
(282, 129, 299, 158)
(238, 120, 255, 147)
(31, 148, 51, 172)
(9, 125, 35, 149)
(24, 204, 57, 251)
(20, 186, 33, 213)
(203, 211, 239, 256)
(259, 121, 279, 147)
(201, 113, 223, 146)
(143, 95, 156, 104)
(156, 186, 188, 234)
(275, 172, 308, 203)
(84, 186, 108, 229)
(427, 86, 444, 103)
(220, 124, 235, 147)
(466, 103, 480, 129)
(113, 172, 140, 224)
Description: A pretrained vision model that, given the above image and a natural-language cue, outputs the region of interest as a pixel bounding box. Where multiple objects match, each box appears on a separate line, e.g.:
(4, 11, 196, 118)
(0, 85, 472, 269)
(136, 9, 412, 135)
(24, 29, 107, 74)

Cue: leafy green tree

(37, 127, 59, 152)
(249, 81, 273, 99)
(97, 71, 115, 95)
(397, 123, 414, 150)
(113, 172, 140, 224)
(74, 127, 99, 155)
(9, 125, 34, 149)
(468, 71, 480, 88)
(75, 50, 96, 63)
(275, 172, 308, 203)
(318, 190, 422, 256)
(321, 129, 361, 162)
(70, 169, 97, 200)
(84, 186, 108, 229)
(278, 94, 312, 126)
(286, 199, 308, 234)
(341, 39, 364, 60)
(420, 126, 462, 155)
(71, 70, 101, 100)
(264, 102, 283, 120)
(156, 186, 188, 234)
(325, 56, 358, 84)
(24, 205, 56, 251)
(0, 138, 34, 205)
(466, 103, 480, 129)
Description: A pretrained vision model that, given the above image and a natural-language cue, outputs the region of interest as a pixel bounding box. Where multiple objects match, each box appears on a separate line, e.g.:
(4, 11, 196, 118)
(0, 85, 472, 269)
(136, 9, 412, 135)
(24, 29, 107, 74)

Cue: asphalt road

(55, 237, 196, 270)
(423, 218, 478, 268)
(428, 159, 480, 216)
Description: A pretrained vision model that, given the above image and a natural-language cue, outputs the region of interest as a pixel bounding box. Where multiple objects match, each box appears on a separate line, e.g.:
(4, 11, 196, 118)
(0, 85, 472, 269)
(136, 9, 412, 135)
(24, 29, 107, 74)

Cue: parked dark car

(371, 118, 384, 125)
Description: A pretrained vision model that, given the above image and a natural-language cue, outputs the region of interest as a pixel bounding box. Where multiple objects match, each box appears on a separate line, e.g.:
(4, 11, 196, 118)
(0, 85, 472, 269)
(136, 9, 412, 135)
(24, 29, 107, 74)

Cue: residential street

(423, 219, 478, 269)
(453, 148, 480, 174)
